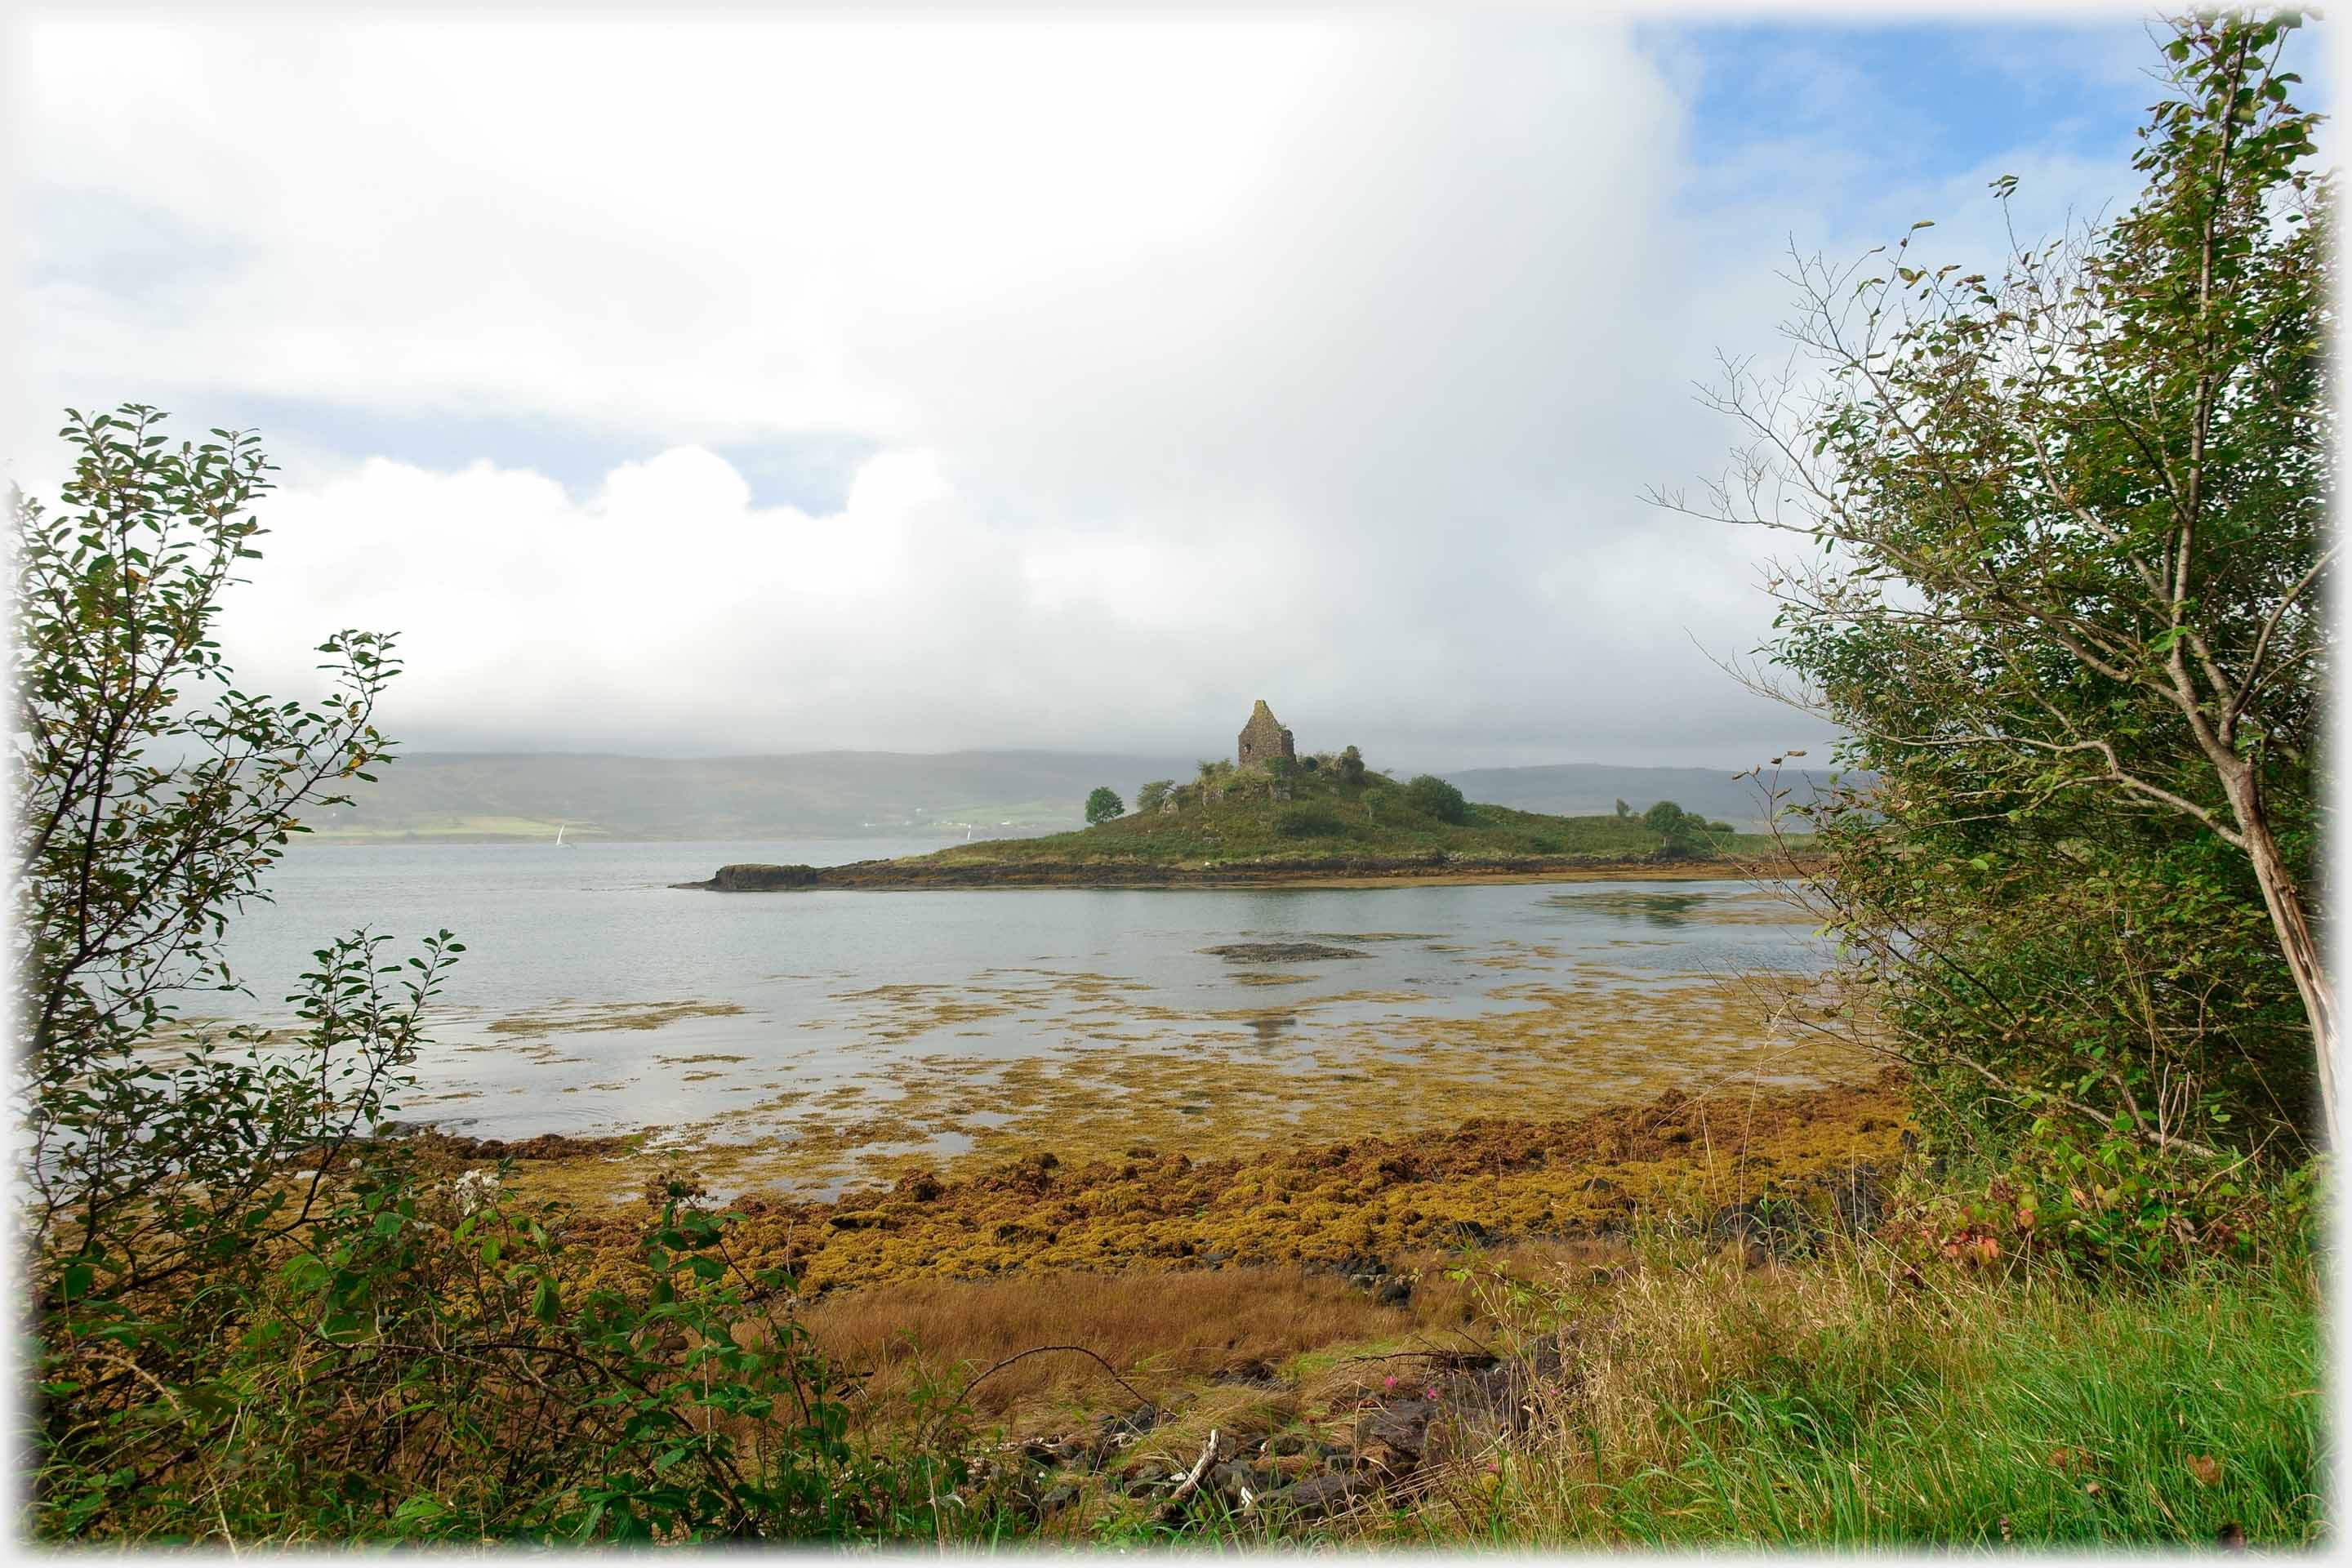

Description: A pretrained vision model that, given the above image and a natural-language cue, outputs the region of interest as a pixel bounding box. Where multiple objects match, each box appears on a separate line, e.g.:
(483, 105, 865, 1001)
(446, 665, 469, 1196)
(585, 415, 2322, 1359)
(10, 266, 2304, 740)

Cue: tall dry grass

(805, 1260, 1494, 1430)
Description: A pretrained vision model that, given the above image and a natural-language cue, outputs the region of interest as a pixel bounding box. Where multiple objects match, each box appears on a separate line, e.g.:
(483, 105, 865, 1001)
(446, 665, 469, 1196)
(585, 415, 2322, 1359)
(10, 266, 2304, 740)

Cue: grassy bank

(1389, 1246, 2319, 1548)
(767, 1208, 2321, 1548)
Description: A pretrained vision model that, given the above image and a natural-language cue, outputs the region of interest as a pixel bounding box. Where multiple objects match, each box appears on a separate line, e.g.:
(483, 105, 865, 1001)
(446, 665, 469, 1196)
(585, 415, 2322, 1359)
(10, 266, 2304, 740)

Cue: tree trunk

(2225, 771, 2337, 1143)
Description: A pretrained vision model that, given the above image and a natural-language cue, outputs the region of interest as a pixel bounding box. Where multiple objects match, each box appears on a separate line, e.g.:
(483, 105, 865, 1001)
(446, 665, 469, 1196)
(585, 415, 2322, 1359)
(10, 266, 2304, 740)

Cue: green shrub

(1883, 1125, 2319, 1277)
(37, 1137, 971, 1541)
(1402, 774, 1470, 824)
(15, 408, 983, 1546)
(1276, 804, 1350, 840)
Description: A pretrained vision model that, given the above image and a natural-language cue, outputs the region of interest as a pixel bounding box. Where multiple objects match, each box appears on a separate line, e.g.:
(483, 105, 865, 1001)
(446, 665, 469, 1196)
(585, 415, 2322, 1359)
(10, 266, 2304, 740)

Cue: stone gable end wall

(1237, 699, 1298, 771)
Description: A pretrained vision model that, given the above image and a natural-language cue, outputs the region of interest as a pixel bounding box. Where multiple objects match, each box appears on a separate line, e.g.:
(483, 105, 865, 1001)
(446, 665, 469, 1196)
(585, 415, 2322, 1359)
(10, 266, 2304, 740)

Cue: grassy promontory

(689, 763, 1788, 889)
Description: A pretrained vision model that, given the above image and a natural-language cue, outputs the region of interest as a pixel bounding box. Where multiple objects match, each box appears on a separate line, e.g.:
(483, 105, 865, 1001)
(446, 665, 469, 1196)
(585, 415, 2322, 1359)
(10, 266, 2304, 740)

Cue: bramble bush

(1880, 1124, 2319, 1279)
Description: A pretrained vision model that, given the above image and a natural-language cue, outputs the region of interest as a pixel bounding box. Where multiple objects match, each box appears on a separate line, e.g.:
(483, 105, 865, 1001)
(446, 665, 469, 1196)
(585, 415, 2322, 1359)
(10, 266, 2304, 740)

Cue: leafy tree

(1402, 773, 1470, 824)
(1084, 786, 1125, 825)
(1334, 745, 1367, 790)
(1642, 800, 1707, 859)
(14, 407, 413, 1304)
(1682, 13, 2334, 1143)
(1615, 798, 1633, 818)
(1135, 778, 1174, 813)
(13, 408, 934, 1542)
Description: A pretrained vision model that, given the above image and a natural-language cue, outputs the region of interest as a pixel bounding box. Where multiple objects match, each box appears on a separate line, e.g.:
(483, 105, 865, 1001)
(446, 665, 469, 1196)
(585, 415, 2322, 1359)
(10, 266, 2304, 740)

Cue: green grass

(1401, 1252, 2321, 1550)
(911, 773, 1778, 870)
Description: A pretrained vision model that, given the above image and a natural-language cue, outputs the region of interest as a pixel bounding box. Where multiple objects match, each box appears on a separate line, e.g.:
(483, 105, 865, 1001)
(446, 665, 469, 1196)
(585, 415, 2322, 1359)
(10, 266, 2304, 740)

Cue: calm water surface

(193, 840, 1829, 1157)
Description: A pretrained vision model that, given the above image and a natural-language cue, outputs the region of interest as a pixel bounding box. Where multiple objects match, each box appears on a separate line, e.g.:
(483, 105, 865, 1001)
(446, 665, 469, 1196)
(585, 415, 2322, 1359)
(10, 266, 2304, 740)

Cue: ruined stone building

(1236, 699, 1297, 771)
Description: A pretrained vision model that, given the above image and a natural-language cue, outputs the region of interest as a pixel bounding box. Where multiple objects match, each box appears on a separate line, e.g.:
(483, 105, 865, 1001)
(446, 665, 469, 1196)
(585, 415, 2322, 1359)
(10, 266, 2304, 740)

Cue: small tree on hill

(1403, 774, 1470, 824)
(1335, 746, 1368, 791)
(1135, 779, 1174, 814)
(1644, 800, 1708, 858)
(1084, 786, 1125, 825)
(1615, 798, 1633, 818)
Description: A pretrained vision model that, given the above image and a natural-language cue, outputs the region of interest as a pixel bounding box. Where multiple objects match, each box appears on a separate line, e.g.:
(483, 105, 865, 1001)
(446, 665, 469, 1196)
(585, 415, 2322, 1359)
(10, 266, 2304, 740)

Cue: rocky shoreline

(503, 1074, 1907, 1294)
(678, 853, 1771, 892)
(443, 1076, 1907, 1530)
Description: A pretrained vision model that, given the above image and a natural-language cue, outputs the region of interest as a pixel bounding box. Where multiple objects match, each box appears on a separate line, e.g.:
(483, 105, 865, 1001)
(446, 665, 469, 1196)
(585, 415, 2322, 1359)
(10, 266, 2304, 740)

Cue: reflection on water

(1244, 1012, 1297, 1045)
(180, 840, 1848, 1192)
(1550, 891, 1706, 925)
(1540, 888, 1808, 928)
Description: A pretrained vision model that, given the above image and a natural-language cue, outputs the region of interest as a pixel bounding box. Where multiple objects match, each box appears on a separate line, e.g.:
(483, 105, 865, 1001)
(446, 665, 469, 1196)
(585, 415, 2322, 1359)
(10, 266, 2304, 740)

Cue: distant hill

(300, 749, 1848, 844)
(305, 750, 1203, 843)
(1439, 763, 1851, 830)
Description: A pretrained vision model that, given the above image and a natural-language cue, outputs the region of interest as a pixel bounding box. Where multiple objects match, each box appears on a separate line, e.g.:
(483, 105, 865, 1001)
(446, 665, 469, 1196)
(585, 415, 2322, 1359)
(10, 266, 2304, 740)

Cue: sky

(8, 5, 2326, 772)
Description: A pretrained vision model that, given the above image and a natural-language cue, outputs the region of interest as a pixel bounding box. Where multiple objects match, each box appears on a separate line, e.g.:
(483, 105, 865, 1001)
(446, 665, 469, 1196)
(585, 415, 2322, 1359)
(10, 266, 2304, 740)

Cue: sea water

(179, 840, 1832, 1161)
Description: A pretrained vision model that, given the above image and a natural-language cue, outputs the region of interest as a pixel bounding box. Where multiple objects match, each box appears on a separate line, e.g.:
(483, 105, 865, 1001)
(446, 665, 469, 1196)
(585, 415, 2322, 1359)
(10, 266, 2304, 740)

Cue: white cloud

(10, 11, 2164, 768)
(215, 441, 1811, 767)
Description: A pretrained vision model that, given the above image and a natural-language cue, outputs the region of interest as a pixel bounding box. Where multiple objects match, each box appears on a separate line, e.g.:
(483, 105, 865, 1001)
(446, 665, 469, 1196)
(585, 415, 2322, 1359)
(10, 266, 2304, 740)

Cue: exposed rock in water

(693, 862, 822, 891)
(1200, 941, 1366, 963)
(378, 1129, 635, 1161)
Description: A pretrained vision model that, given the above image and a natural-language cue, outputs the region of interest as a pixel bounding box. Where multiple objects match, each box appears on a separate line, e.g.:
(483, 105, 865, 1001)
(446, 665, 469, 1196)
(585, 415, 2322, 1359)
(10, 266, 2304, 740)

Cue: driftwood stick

(1156, 1428, 1220, 1520)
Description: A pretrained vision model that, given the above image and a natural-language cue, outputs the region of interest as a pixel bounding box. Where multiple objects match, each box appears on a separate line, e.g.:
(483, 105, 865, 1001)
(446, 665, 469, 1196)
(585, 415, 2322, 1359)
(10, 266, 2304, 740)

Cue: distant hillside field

(297, 750, 1839, 844)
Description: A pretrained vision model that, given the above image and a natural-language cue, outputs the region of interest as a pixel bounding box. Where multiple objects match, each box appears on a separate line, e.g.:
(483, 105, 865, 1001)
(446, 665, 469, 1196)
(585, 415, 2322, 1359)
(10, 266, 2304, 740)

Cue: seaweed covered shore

(447, 1072, 1912, 1295)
